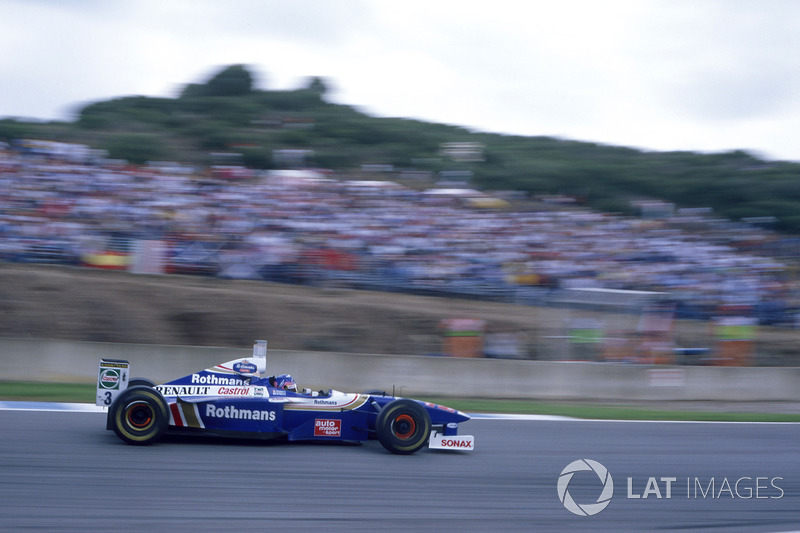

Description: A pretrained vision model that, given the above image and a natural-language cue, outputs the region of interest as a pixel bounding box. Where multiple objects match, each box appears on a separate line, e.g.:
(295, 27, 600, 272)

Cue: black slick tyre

(375, 399, 431, 455)
(109, 386, 169, 445)
(128, 377, 156, 388)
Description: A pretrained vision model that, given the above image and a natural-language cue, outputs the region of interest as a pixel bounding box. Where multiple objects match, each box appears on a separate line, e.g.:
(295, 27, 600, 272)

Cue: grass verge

(0, 381, 95, 402)
(418, 397, 800, 423)
(2, 382, 798, 422)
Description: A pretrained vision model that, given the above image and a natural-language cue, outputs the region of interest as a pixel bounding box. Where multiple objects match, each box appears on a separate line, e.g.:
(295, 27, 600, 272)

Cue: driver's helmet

(274, 374, 297, 392)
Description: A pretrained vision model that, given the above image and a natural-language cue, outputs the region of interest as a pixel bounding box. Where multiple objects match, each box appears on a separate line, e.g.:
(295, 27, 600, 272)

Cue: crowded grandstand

(1, 138, 797, 333)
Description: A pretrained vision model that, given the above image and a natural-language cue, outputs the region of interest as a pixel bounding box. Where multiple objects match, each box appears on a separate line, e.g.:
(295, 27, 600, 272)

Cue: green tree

(204, 64, 254, 97)
(0, 119, 33, 140)
(239, 147, 273, 169)
(180, 65, 255, 98)
(303, 76, 329, 99)
(103, 133, 167, 164)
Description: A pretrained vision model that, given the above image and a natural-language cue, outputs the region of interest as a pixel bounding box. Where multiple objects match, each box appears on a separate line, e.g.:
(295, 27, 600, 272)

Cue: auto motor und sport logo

(558, 459, 614, 516)
(314, 419, 342, 437)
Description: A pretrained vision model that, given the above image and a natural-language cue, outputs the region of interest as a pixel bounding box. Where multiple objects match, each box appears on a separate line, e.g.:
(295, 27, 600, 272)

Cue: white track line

(0, 401, 106, 413)
(468, 413, 577, 421)
(0, 402, 797, 424)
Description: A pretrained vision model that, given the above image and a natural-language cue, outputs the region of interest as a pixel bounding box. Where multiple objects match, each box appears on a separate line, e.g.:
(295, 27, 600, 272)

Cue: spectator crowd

(1, 139, 797, 326)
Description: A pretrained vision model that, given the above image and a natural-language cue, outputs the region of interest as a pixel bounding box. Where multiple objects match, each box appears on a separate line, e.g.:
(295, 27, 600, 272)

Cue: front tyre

(109, 386, 169, 445)
(376, 399, 431, 455)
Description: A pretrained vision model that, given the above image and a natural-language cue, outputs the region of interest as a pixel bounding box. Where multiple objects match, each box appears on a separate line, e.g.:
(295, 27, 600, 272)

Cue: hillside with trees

(2, 64, 800, 232)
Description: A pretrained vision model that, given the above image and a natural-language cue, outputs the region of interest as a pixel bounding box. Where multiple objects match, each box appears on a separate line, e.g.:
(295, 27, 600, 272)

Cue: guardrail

(2, 338, 799, 402)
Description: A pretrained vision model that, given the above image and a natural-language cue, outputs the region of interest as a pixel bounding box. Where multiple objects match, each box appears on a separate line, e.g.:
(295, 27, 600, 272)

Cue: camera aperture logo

(558, 459, 614, 516)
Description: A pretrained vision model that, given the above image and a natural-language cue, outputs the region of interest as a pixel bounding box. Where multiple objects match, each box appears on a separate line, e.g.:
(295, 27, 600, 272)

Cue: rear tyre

(109, 386, 169, 445)
(128, 377, 155, 388)
(376, 399, 431, 455)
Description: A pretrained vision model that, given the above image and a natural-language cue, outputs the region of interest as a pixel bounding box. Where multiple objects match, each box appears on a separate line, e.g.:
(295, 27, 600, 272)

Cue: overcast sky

(3, 0, 800, 161)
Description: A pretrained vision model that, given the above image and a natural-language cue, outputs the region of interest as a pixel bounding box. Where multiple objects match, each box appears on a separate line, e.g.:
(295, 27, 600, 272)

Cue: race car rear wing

(96, 359, 130, 407)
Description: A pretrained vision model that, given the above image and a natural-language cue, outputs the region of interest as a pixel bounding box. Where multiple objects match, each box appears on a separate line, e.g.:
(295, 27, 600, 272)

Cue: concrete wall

(2, 338, 800, 402)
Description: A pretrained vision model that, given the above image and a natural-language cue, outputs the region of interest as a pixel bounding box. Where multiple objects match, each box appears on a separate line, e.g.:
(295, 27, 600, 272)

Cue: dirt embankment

(3, 263, 798, 364)
(0, 264, 555, 355)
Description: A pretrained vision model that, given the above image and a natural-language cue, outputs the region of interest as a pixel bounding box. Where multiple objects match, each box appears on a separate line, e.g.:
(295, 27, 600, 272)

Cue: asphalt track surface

(1, 407, 799, 532)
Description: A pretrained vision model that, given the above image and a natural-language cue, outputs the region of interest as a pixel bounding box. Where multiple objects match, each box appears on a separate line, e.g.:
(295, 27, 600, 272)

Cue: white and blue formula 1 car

(96, 341, 474, 454)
